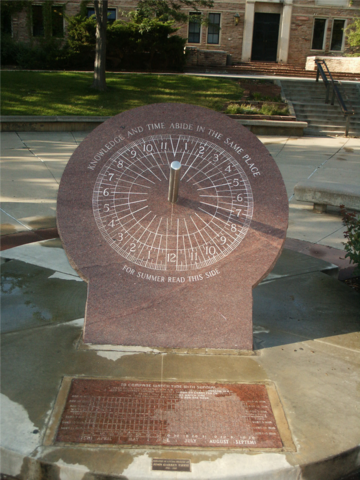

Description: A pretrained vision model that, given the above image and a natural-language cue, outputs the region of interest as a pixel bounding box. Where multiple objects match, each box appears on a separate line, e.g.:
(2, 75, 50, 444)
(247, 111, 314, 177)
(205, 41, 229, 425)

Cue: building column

(241, 0, 255, 62)
(278, 1, 293, 63)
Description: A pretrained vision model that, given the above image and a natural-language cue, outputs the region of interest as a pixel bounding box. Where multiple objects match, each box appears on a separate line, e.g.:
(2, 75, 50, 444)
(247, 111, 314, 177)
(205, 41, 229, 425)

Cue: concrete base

(1, 241, 360, 480)
(294, 180, 360, 212)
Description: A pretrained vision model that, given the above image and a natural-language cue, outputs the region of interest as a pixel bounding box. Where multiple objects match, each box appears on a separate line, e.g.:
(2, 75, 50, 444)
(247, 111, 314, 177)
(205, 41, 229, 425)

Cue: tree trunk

(92, 0, 107, 91)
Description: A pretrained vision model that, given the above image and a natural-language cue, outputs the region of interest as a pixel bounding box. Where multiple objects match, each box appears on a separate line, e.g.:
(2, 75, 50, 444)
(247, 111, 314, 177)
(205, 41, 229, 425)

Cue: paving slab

(0, 210, 25, 236)
(0, 242, 359, 480)
(0, 239, 79, 276)
(287, 201, 345, 248)
(1, 259, 86, 334)
(1, 132, 26, 150)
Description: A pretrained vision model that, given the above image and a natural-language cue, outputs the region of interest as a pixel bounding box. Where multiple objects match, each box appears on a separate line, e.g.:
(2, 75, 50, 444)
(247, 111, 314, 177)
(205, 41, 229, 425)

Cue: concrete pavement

(1, 129, 360, 479)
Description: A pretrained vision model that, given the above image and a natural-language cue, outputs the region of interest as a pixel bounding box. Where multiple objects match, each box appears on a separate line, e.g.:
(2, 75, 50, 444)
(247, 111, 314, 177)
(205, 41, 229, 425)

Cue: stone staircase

(187, 61, 360, 81)
(280, 80, 360, 137)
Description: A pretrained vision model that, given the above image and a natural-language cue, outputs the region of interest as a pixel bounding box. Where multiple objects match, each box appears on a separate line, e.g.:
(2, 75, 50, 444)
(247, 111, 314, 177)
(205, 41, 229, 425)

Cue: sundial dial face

(92, 134, 253, 272)
(57, 104, 288, 350)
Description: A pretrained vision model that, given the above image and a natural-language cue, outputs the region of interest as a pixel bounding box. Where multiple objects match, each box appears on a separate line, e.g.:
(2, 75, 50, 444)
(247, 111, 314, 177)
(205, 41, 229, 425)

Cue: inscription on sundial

(56, 379, 283, 449)
(57, 103, 288, 350)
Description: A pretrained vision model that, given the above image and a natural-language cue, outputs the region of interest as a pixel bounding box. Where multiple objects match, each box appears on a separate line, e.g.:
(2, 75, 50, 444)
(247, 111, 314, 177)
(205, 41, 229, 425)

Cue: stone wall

(185, 47, 228, 67)
(306, 56, 360, 74)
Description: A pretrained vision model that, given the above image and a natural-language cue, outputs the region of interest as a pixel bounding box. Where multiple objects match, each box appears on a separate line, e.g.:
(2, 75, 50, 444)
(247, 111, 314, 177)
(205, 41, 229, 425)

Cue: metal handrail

(315, 59, 354, 136)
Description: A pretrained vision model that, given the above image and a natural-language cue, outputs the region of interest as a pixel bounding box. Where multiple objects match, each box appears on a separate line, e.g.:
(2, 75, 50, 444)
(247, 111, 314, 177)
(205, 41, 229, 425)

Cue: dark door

(251, 13, 280, 62)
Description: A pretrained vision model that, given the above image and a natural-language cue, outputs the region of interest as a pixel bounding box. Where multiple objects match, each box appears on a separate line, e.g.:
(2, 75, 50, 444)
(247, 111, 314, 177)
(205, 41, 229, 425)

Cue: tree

(90, 0, 213, 90)
(92, 0, 108, 91)
(345, 16, 360, 56)
(136, 0, 214, 23)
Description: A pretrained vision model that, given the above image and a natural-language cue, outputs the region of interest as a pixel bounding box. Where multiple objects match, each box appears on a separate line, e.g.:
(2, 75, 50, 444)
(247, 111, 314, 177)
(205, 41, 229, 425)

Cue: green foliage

(136, 0, 213, 24)
(1, 6, 186, 71)
(65, 13, 97, 67)
(0, 0, 32, 15)
(225, 103, 289, 116)
(341, 206, 360, 275)
(345, 16, 360, 56)
(1, 35, 20, 65)
(64, 11, 187, 71)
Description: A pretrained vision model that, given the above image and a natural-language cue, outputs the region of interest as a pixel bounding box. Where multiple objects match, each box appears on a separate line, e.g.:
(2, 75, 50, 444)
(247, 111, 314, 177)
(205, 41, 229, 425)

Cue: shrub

(1, 35, 20, 65)
(106, 15, 186, 71)
(225, 102, 289, 116)
(340, 206, 360, 275)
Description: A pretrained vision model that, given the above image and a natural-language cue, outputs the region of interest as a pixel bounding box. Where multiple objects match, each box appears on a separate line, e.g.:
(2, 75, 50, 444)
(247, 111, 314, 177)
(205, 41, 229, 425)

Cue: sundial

(57, 104, 288, 350)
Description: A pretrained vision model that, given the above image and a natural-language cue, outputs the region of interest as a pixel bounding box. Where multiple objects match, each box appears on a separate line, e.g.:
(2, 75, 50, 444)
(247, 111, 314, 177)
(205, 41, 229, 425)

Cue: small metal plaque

(56, 379, 283, 448)
(152, 459, 191, 472)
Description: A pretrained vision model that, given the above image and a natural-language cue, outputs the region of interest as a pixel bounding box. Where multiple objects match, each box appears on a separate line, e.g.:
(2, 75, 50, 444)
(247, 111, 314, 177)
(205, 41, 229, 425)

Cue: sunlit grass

(1, 72, 243, 116)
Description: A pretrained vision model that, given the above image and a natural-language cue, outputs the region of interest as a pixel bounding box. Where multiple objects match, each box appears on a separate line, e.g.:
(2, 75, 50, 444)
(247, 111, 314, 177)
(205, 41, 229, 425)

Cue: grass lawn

(1, 71, 243, 116)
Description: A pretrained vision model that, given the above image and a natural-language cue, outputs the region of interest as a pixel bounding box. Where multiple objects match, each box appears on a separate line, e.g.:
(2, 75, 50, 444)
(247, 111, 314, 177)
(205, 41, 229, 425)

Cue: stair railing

(315, 59, 354, 137)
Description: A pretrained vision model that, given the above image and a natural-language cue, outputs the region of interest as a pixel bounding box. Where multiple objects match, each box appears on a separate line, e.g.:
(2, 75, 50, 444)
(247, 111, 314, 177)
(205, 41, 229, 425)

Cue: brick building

(5, 0, 360, 68)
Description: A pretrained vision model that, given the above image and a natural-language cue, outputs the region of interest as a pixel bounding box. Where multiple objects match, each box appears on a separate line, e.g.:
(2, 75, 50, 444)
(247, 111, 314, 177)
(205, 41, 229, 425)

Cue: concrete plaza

(1, 129, 360, 480)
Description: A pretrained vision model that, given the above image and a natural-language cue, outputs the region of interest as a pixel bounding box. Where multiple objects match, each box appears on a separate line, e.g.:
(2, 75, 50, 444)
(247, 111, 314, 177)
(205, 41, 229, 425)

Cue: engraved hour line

(219, 201, 248, 208)
(122, 153, 162, 184)
(187, 156, 229, 184)
(117, 205, 149, 221)
(191, 214, 212, 248)
(180, 139, 198, 170)
(180, 139, 207, 179)
(194, 169, 243, 187)
(189, 217, 207, 262)
(127, 213, 156, 249)
(114, 191, 148, 195)
(200, 194, 250, 198)
(137, 218, 157, 257)
(194, 212, 228, 249)
(118, 212, 153, 250)
(123, 163, 160, 184)
(182, 234, 188, 269)
(113, 199, 148, 208)
(151, 218, 163, 262)
(113, 178, 151, 189)
(200, 202, 242, 216)
(151, 142, 170, 174)
(197, 183, 233, 191)
(165, 218, 169, 268)
(197, 208, 238, 236)
(176, 218, 179, 267)
(183, 146, 213, 182)
(117, 169, 155, 186)
(132, 145, 163, 182)
(183, 218, 194, 252)
(148, 152, 168, 181)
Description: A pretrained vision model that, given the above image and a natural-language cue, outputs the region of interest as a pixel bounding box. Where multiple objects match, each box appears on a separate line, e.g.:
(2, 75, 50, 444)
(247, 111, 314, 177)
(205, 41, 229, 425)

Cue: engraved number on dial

(93, 134, 253, 271)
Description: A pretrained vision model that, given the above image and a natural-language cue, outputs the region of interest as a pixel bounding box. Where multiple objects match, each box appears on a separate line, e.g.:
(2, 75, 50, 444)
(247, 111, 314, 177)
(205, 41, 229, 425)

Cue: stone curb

(0, 115, 308, 135)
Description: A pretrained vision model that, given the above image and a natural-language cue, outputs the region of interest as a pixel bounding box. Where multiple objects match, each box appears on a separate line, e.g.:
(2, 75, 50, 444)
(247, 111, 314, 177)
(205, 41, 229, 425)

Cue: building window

(87, 7, 117, 24)
(312, 18, 327, 50)
(207, 13, 220, 44)
(330, 19, 346, 51)
(32, 5, 44, 37)
(188, 12, 201, 43)
(1, 10, 12, 36)
(52, 6, 64, 37)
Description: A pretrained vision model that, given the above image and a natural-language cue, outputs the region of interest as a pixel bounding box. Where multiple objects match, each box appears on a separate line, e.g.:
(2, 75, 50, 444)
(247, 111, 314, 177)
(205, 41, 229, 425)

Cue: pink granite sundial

(57, 104, 288, 350)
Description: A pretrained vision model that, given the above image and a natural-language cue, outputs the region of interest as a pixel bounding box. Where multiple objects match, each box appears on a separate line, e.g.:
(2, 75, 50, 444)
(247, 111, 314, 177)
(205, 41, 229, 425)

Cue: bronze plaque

(152, 459, 191, 471)
(56, 379, 283, 448)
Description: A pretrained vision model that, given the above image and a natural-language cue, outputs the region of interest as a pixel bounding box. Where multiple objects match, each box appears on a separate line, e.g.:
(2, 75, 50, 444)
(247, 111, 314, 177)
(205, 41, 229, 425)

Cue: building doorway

(251, 13, 280, 62)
